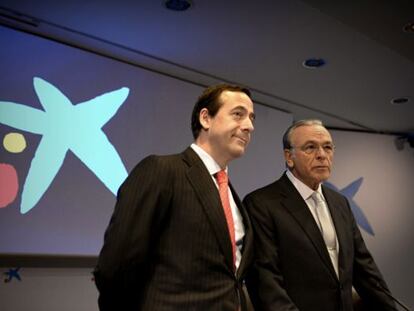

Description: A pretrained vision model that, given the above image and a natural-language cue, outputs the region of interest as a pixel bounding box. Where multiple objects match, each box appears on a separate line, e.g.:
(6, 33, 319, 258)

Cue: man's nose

(242, 117, 254, 132)
(315, 146, 328, 157)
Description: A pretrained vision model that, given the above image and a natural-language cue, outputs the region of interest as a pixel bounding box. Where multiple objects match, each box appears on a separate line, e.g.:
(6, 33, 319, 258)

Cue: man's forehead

(220, 91, 253, 108)
(292, 125, 332, 142)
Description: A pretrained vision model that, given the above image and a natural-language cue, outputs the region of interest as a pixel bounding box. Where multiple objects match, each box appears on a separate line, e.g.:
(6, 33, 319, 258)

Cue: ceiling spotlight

(391, 97, 410, 105)
(302, 58, 326, 69)
(403, 22, 414, 33)
(164, 0, 192, 11)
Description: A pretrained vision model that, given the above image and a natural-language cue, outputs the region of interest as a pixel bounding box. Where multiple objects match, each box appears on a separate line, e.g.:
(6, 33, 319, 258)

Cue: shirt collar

(191, 143, 226, 176)
(286, 170, 322, 201)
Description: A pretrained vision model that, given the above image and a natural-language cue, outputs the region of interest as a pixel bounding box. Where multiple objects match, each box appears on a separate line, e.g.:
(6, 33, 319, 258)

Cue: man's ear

(199, 108, 211, 130)
(284, 149, 294, 168)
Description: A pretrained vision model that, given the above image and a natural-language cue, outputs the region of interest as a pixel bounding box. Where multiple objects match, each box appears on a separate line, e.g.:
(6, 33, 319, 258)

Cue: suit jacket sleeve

(94, 155, 172, 310)
(346, 199, 397, 310)
(243, 194, 300, 311)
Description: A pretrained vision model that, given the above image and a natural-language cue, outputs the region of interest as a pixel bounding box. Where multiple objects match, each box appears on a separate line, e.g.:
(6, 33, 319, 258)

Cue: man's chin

(317, 174, 330, 184)
(313, 168, 330, 177)
(230, 146, 246, 158)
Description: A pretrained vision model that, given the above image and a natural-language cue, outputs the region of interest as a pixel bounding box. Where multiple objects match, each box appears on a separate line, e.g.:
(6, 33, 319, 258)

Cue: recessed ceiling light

(391, 97, 410, 105)
(164, 0, 192, 11)
(403, 22, 414, 33)
(302, 58, 326, 69)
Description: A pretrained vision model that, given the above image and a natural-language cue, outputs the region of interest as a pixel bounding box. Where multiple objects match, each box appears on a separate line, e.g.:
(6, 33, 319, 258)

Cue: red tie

(215, 170, 236, 270)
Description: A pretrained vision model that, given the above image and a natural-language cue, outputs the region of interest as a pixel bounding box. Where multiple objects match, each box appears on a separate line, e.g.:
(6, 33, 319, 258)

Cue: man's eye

(305, 145, 317, 152)
(233, 111, 243, 119)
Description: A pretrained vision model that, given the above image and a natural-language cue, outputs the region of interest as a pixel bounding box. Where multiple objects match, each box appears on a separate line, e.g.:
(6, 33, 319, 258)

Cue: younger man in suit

(94, 84, 255, 310)
(244, 119, 396, 311)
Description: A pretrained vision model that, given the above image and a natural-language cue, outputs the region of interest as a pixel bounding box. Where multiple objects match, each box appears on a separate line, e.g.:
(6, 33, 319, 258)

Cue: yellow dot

(3, 132, 27, 153)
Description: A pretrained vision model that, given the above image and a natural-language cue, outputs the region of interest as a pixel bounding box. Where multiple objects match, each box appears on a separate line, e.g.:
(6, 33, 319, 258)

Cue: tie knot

(215, 170, 228, 185)
(312, 191, 324, 204)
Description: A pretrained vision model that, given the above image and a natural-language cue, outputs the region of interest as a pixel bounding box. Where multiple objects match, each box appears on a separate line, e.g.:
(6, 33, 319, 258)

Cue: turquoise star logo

(324, 177, 375, 235)
(0, 77, 129, 214)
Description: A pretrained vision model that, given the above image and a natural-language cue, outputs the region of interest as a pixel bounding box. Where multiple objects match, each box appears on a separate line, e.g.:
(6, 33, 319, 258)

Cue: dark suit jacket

(94, 147, 254, 311)
(243, 173, 396, 311)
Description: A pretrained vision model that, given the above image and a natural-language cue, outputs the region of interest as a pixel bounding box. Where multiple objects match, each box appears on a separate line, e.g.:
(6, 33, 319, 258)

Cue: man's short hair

(191, 84, 251, 139)
(282, 119, 324, 149)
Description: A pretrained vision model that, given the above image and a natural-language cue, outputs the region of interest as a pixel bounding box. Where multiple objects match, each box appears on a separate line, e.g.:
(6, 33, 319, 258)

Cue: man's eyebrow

(302, 140, 333, 145)
(231, 105, 247, 111)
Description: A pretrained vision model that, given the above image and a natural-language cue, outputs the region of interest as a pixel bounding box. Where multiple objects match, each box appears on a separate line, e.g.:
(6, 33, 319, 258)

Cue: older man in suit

(94, 84, 255, 310)
(244, 119, 396, 311)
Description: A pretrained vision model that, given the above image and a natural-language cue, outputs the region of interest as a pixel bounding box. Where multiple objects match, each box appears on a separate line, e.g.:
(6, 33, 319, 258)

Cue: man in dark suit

(244, 119, 396, 311)
(94, 84, 256, 310)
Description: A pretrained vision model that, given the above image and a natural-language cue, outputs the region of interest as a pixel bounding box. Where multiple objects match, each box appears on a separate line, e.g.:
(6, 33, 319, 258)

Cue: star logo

(4, 268, 21, 283)
(324, 177, 375, 235)
(0, 77, 129, 214)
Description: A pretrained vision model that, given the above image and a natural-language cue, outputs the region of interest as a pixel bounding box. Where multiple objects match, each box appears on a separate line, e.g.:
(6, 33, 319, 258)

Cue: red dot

(0, 163, 19, 208)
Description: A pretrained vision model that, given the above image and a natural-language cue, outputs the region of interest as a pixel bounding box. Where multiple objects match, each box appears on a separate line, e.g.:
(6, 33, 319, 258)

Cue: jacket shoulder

(245, 174, 288, 199)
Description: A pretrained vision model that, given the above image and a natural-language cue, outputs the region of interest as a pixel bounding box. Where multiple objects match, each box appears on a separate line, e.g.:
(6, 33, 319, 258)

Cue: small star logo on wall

(4, 268, 21, 283)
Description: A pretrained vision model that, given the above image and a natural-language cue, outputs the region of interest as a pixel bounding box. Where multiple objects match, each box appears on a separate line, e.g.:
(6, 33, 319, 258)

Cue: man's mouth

(234, 136, 249, 145)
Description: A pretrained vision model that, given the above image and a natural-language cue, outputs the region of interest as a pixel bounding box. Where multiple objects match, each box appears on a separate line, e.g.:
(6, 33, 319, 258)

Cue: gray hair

(282, 119, 325, 149)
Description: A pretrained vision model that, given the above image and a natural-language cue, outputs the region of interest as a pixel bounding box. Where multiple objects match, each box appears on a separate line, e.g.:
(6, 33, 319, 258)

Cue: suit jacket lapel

(182, 148, 234, 271)
(278, 174, 337, 279)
